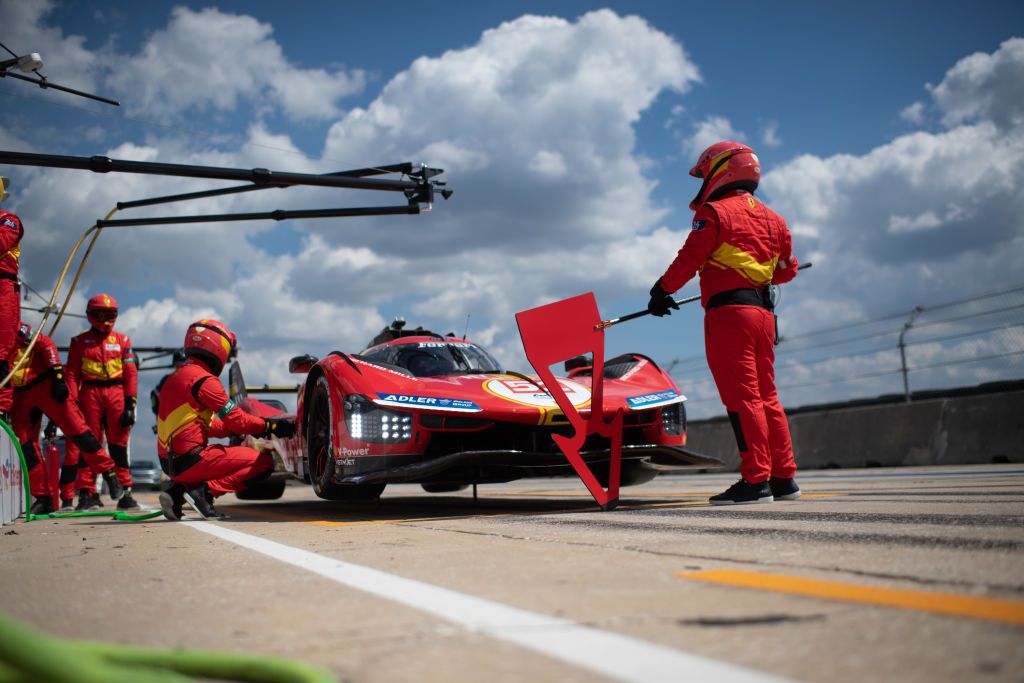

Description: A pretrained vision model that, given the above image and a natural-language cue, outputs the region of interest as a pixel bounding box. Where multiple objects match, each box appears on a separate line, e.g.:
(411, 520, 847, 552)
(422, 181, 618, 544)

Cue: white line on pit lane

(189, 522, 793, 683)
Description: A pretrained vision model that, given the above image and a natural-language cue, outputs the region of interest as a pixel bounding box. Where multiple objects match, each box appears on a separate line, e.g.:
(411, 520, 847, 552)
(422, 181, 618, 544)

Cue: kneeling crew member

(11, 323, 121, 514)
(647, 141, 801, 505)
(157, 319, 294, 520)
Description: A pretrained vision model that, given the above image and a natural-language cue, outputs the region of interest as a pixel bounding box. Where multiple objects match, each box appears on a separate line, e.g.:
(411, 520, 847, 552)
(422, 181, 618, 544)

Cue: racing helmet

(16, 322, 31, 345)
(688, 141, 760, 211)
(86, 293, 118, 334)
(183, 319, 236, 376)
(0, 176, 9, 203)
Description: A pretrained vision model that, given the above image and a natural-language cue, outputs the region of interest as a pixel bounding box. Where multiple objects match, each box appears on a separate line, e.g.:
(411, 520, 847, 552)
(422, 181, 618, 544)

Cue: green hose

(0, 612, 338, 683)
(0, 418, 165, 523)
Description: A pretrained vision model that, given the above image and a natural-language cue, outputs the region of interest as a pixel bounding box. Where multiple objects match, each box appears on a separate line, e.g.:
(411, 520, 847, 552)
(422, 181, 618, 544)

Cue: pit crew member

(66, 294, 139, 510)
(0, 176, 24, 421)
(11, 322, 121, 514)
(647, 141, 801, 505)
(156, 319, 294, 520)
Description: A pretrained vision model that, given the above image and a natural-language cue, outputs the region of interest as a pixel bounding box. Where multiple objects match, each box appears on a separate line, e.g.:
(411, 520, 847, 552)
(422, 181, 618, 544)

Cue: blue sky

(1, 1, 1023, 439)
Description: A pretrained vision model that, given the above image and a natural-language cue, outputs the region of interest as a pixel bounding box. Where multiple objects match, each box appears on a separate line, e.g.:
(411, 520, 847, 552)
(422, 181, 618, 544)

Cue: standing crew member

(157, 319, 294, 520)
(0, 176, 24, 422)
(647, 141, 801, 505)
(66, 294, 139, 510)
(11, 323, 121, 513)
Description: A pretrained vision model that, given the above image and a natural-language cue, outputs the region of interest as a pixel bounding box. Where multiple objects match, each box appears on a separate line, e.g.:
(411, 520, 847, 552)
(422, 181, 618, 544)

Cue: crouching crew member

(11, 323, 121, 514)
(0, 176, 24, 422)
(647, 141, 801, 505)
(157, 319, 294, 520)
(66, 294, 139, 510)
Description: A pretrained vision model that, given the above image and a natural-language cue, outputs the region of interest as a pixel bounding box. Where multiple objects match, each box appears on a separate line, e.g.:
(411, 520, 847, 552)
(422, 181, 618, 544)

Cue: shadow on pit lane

(210, 492, 710, 524)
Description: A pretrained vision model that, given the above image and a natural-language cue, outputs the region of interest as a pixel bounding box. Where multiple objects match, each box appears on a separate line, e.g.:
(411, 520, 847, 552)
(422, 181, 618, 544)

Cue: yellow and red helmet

(86, 293, 119, 334)
(689, 141, 760, 211)
(183, 319, 237, 376)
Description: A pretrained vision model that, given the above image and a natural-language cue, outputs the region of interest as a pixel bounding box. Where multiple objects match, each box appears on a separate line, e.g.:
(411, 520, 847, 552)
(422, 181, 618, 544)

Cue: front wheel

(306, 376, 386, 502)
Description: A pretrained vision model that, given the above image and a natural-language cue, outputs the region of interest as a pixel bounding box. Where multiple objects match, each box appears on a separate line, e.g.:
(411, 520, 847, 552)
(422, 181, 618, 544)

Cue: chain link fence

(670, 284, 1024, 420)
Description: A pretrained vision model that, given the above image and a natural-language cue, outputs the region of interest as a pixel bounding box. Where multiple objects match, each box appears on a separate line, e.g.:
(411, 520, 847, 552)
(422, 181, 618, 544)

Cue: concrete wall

(685, 388, 1024, 470)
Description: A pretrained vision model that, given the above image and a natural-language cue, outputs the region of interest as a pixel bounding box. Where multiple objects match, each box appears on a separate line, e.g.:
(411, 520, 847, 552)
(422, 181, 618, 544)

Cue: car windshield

(393, 341, 503, 377)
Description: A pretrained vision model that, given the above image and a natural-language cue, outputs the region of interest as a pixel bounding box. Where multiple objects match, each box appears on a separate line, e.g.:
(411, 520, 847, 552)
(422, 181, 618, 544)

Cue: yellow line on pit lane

(679, 569, 1024, 626)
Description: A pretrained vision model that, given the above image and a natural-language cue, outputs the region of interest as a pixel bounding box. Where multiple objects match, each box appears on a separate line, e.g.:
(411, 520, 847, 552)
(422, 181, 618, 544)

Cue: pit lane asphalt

(2, 464, 1022, 683)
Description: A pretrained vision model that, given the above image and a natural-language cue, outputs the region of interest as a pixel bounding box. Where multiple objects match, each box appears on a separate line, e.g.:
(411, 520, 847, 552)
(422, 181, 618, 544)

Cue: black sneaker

(75, 490, 101, 511)
(60, 498, 75, 512)
(30, 497, 54, 515)
(159, 483, 185, 521)
(102, 470, 123, 501)
(710, 479, 774, 506)
(116, 490, 140, 510)
(769, 477, 801, 501)
(183, 484, 227, 520)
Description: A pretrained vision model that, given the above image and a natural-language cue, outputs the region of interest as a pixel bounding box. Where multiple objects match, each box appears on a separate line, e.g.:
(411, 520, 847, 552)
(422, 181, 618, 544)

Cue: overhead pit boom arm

(0, 151, 451, 224)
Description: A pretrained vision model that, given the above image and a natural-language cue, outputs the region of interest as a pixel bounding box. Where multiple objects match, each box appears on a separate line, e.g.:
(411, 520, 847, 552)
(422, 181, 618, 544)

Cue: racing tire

(307, 376, 386, 502)
(235, 480, 287, 500)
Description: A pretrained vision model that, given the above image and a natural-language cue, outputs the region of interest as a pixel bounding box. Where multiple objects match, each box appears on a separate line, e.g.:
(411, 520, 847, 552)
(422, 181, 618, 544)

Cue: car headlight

(344, 394, 413, 444)
(661, 401, 686, 436)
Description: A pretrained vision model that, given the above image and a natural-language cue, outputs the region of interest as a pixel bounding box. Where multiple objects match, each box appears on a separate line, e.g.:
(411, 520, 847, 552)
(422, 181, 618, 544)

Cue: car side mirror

(289, 354, 318, 374)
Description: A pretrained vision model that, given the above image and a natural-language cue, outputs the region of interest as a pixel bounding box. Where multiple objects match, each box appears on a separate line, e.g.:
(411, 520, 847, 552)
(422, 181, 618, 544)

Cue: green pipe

(0, 416, 165, 523)
(0, 612, 337, 683)
(34, 510, 165, 521)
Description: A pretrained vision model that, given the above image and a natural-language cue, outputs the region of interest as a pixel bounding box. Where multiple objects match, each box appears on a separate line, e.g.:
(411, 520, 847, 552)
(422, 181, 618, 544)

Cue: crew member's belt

(166, 447, 203, 477)
(0, 272, 20, 291)
(82, 378, 124, 387)
(706, 287, 773, 311)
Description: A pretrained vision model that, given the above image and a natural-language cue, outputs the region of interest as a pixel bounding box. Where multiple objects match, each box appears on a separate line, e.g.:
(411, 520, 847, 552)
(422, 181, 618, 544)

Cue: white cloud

(104, 7, 364, 121)
(928, 37, 1024, 130)
(761, 121, 782, 148)
(319, 10, 699, 256)
(900, 101, 926, 125)
(686, 116, 744, 156)
(762, 38, 1024, 347)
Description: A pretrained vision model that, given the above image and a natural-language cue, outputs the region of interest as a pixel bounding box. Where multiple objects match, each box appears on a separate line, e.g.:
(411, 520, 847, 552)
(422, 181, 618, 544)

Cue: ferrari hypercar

(232, 321, 721, 501)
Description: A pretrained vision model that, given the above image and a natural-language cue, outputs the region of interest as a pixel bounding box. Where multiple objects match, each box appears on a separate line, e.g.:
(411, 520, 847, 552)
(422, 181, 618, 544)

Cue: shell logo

(484, 377, 591, 408)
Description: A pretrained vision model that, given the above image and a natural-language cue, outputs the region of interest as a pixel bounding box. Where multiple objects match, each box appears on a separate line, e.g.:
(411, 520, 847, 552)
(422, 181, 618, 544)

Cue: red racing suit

(0, 209, 24, 414)
(156, 358, 273, 497)
(659, 190, 799, 483)
(66, 328, 137, 492)
(10, 333, 116, 499)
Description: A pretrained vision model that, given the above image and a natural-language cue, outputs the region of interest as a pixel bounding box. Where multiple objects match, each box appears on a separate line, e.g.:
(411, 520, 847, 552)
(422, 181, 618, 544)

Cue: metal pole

(899, 306, 925, 402)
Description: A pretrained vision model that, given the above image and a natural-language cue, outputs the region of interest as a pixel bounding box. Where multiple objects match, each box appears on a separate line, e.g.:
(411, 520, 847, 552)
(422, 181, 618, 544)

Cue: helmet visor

(90, 310, 118, 322)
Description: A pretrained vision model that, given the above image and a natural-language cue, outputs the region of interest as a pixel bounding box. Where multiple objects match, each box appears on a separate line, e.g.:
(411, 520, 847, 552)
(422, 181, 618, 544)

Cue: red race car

(231, 320, 721, 501)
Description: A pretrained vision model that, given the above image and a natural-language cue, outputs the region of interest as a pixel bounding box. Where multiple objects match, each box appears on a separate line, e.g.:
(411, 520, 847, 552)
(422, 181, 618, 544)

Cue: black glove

(50, 365, 69, 404)
(120, 396, 137, 427)
(43, 420, 58, 440)
(647, 280, 679, 317)
(262, 416, 296, 439)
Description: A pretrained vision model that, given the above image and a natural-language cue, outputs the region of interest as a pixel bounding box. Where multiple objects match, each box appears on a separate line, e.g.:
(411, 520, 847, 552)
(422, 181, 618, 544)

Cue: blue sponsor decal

(375, 392, 481, 412)
(691, 219, 706, 231)
(626, 389, 682, 409)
